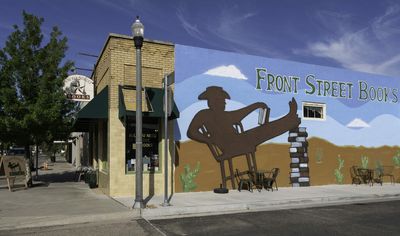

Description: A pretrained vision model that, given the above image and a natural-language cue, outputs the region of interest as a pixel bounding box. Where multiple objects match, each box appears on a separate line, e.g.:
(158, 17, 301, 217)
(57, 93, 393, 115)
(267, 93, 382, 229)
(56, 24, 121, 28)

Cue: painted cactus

(361, 155, 369, 169)
(393, 151, 400, 168)
(316, 148, 323, 164)
(334, 156, 345, 184)
(375, 160, 384, 176)
(180, 161, 201, 192)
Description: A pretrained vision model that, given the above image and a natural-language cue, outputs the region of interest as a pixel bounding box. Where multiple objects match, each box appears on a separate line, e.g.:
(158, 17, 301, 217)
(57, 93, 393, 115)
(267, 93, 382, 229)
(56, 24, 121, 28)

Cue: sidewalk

(0, 155, 138, 231)
(1, 156, 400, 230)
(114, 183, 400, 220)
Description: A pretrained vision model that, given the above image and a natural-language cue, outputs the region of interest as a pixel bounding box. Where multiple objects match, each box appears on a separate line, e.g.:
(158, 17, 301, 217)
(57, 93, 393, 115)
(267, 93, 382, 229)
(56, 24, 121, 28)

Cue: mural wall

(174, 44, 400, 192)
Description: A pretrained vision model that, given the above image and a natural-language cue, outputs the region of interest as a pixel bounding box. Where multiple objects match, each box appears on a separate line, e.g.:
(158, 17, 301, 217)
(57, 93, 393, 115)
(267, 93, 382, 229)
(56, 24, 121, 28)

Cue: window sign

(126, 125, 159, 173)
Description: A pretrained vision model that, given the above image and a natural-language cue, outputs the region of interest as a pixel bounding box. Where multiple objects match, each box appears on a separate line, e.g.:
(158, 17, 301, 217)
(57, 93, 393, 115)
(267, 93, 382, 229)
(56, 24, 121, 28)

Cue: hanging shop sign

(63, 74, 94, 101)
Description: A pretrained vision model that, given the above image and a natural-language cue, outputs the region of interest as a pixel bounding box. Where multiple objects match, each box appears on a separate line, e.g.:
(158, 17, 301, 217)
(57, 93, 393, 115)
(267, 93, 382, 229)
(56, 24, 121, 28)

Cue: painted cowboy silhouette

(187, 86, 301, 190)
(188, 86, 301, 159)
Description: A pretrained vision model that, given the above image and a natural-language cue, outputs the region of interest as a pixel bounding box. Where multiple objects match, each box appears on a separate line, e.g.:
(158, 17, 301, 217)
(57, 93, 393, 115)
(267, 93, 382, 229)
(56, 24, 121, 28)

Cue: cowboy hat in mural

(187, 86, 301, 186)
(198, 86, 231, 100)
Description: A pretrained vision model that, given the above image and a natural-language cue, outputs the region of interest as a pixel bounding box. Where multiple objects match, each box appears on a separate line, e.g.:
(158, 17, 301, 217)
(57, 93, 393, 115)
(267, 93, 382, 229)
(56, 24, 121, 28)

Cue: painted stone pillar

(289, 127, 310, 187)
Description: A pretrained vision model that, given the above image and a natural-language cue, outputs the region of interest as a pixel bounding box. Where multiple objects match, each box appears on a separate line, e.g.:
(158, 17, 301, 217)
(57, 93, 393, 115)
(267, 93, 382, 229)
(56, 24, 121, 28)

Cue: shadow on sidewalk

(31, 158, 79, 186)
(35, 171, 76, 183)
(1, 157, 84, 191)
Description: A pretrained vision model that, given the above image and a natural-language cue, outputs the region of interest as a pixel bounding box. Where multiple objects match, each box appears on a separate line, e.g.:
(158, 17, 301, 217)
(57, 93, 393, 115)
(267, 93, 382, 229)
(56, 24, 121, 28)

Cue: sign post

(0, 156, 3, 176)
(162, 73, 173, 206)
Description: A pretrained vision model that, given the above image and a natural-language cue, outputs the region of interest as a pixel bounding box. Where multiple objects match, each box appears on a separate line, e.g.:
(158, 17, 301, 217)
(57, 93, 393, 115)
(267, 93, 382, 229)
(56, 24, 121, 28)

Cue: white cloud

(212, 8, 284, 57)
(176, 9, 204, 42)
(0, 22, 14, 31)
(204, 65, 248, 80)
(175, 7, 222, 50)
(96, 0, 132, 15)
(175, 5, 284, 58)
(347, 118, 370, 128)
(295, 4, 400, 77)
(371, 4, 400, 40)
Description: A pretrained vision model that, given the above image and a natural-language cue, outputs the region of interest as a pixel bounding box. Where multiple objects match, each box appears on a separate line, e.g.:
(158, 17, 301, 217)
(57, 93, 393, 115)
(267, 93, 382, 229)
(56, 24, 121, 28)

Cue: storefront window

(126, 121, 160, 173)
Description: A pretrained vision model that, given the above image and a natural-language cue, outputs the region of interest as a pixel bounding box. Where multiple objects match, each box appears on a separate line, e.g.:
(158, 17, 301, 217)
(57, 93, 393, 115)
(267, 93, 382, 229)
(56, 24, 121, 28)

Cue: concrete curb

(0, 211, 141, 231)
(142, 194, 400, 220)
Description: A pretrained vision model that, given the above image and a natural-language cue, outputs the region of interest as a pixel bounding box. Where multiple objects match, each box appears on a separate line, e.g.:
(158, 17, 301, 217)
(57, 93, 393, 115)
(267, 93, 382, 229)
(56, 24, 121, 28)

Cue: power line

(73, 52, 96, 73)
(75, 67, 93, 72)
(78, 52, 98, 58)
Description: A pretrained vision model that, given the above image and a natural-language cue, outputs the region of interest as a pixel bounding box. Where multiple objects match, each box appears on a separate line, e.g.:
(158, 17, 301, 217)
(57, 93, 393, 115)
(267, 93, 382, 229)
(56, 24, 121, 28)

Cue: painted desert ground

(174, 138, 400, 192)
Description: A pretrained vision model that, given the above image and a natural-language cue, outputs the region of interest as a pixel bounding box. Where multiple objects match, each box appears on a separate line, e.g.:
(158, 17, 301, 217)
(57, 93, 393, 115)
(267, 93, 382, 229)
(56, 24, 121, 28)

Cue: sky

(1, 0, 399, 78)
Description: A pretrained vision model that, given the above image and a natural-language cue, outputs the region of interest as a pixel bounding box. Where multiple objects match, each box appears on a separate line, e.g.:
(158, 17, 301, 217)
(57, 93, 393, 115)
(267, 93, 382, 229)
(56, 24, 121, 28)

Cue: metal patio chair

(235, 169, 254, 192)
(379, 166, 395, 184)
(350, 166, 362, 185)
(263, 168, 280, 191)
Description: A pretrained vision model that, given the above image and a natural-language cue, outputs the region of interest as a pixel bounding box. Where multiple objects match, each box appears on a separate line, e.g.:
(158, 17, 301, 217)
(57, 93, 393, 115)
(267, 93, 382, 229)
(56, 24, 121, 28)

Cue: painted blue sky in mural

(1, 0, 400, 78)
(174, 45, 400, 147)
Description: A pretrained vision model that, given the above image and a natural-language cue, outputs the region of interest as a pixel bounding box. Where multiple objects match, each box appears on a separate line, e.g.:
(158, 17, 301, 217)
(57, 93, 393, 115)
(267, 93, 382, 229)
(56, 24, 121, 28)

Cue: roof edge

(91, 33, 174, 79)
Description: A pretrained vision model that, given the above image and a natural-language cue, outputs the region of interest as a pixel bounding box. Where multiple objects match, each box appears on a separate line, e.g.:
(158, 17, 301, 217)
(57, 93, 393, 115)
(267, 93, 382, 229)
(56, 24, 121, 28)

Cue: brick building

(75, 33, 177, 197)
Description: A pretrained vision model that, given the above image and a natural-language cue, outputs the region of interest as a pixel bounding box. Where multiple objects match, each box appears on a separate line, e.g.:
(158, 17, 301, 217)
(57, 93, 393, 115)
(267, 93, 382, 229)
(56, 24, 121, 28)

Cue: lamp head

(131, 16, 144, 48)
(132, 16, 144, 37)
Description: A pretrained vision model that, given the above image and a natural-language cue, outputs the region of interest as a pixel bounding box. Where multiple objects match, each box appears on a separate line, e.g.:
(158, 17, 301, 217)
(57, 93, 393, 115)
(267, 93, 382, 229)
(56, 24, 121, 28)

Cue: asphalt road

(0, 219, 161, 236)
(2, 200, 400, 236)
(151, 200, 400, 236)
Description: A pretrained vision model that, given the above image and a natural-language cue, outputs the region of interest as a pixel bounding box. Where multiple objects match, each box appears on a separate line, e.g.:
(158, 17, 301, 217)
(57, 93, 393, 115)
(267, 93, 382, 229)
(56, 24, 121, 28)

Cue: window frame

(302, 102, 326, 121)
(125, 120, 162, 175)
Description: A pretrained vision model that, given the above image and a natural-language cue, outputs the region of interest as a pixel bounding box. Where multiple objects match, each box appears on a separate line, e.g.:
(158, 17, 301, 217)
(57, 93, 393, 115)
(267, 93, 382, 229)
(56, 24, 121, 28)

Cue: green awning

(72, 86, 108, 132)
(119, 85, 179, 120)
(77, 86, 108, 119)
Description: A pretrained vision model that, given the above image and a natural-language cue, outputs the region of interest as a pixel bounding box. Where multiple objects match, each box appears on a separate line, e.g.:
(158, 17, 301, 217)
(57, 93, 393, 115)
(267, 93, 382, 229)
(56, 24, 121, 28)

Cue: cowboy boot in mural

(254, 97, 301, 143)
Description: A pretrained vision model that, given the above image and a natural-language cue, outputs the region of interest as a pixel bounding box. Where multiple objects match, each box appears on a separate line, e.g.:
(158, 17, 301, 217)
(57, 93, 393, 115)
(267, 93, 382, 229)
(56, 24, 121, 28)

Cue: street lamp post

(132, 16, 145, 209)
(162, 74, 170, 206)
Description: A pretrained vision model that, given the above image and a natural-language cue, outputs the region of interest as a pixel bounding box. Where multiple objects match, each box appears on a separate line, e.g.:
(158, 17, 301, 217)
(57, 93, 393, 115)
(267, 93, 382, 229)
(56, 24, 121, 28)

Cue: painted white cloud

(204, 65, 248, 80)
(346, 118, 370, 128)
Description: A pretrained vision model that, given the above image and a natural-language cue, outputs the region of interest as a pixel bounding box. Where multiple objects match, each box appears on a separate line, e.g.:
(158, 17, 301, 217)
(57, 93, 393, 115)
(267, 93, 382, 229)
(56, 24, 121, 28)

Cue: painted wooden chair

(200, 123, 258, 189)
